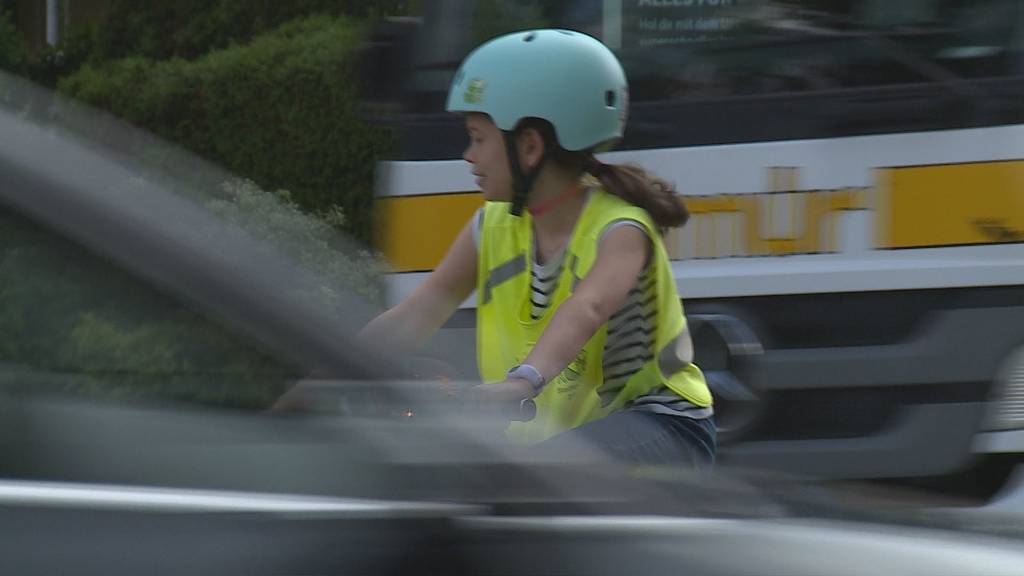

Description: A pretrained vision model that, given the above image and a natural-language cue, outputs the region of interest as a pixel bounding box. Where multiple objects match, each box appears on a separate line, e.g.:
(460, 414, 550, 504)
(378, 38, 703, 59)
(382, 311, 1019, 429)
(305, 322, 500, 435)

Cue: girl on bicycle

(364, 29, 714, 467)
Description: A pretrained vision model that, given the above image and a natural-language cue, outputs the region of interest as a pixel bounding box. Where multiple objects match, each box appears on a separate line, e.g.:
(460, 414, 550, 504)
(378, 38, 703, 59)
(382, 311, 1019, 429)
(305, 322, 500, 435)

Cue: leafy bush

(90, 0, 414, 62)
(0, 177, 382, 409)
(24, 23, 102, 88)
(59, 15, 391, 243)
(0, 8, 26, 75)
(0, 208, 296, 409)
(207, 178, 385, 309)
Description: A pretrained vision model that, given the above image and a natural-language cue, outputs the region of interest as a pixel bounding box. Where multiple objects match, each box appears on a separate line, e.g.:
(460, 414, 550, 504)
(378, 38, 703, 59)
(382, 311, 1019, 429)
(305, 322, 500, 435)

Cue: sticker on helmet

(464, 78, 487, 104)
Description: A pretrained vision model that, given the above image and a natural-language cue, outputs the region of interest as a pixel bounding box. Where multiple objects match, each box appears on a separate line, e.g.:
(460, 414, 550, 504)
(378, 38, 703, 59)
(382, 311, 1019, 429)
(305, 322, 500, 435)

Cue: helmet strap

(503, 128, 548, 217)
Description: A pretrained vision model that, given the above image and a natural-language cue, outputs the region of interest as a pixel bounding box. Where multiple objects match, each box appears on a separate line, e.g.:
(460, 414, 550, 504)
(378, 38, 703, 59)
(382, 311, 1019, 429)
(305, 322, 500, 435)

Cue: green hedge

(89, 0, 413, 62)
(207, 178, 385, 309)
(59, 15, 390, 243)
(0, 202, 294, 410)
(0, 8, 26, 75)
(0, 177, 383, 410)
(4, 1, 414, 88)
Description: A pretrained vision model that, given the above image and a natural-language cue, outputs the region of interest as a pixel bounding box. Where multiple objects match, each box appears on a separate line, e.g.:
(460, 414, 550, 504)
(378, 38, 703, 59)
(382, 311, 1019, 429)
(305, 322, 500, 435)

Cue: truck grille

(985, 346, 1024, 431)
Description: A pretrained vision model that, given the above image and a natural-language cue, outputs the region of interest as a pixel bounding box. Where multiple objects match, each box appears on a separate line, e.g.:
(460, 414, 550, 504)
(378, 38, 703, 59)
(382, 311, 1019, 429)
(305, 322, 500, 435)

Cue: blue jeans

(537, 411, 716, 469)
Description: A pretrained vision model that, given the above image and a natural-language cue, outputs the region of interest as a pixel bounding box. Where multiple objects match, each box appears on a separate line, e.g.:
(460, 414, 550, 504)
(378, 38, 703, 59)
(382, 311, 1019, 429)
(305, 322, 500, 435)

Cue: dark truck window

(0, 206, 300, 410)
(614, 0, 1022, 98)
(375, 0, 1024, 158)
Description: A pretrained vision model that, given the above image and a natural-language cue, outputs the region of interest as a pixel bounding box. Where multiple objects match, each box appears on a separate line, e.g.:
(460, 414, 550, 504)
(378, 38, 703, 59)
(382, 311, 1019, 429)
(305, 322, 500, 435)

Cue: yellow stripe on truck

(376, 160, 1023, 273)
(878, 160, 1024, 249)
(376, 192, 483, 272)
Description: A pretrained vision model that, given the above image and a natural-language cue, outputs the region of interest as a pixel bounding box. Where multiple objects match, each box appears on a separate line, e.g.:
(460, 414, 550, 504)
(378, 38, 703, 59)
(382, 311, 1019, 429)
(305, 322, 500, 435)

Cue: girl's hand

(469, 378, 535, 419)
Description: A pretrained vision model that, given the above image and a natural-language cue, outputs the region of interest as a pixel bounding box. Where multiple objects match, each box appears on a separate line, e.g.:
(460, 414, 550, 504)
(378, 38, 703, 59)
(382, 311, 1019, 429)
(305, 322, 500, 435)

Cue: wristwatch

(507, 364, 545, 395)
(517, 397, 537, 422)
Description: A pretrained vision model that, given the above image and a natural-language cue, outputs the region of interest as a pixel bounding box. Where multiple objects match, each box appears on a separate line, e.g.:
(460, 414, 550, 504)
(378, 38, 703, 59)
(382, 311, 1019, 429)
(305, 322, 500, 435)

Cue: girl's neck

(527, 171, 586, 241)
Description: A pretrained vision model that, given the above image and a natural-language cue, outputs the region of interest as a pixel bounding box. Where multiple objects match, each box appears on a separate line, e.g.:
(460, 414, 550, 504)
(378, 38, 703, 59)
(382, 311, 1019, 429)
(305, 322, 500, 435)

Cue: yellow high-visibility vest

(477, 187, 711, 444)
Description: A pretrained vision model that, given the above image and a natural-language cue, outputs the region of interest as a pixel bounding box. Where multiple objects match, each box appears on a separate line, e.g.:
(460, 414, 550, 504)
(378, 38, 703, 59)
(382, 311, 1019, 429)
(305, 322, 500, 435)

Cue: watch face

(519, 398, 537, 422)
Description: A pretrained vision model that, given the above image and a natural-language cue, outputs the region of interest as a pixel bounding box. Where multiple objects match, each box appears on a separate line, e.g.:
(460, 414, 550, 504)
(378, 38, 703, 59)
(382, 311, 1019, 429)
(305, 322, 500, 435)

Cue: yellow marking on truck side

(376, 192, 482, 272)
(375, 161, 1020, 273)
(877, 160, 1024, 249)
(683, 187, 869, 258)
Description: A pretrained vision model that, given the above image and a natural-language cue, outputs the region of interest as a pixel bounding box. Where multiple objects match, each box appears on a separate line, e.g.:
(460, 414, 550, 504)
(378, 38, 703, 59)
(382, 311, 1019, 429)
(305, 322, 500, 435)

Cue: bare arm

(522, 224, 649, 384)
(359, 217, 478, 355)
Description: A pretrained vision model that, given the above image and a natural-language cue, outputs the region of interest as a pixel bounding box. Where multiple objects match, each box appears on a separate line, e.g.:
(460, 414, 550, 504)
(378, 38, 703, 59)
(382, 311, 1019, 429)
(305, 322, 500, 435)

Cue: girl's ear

(516, 126, 547, 171)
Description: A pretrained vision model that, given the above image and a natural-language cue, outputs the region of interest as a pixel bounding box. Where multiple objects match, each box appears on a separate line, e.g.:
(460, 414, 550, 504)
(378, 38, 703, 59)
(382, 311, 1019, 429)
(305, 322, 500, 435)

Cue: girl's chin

(479, 183, 511, 202)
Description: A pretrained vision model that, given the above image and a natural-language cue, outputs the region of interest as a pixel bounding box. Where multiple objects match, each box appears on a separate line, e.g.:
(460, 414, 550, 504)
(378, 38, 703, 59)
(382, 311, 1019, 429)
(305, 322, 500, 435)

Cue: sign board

(603, 0, 763, 50)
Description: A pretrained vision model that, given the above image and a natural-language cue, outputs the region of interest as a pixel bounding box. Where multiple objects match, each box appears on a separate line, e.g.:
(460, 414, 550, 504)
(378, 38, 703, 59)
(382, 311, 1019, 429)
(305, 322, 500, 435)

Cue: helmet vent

(523, 32, 536, 42)
(605, 90, 616, 107)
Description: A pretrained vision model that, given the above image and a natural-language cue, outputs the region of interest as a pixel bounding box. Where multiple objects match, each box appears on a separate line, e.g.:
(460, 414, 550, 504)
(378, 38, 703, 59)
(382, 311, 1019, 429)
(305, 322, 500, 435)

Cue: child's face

(463, 114, 512, 202)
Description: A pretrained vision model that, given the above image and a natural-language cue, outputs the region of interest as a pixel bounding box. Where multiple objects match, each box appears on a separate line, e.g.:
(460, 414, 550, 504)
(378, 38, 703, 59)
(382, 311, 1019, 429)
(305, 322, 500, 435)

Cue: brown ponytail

(520, 118, 690, 231)
(586, 160, 689, 230)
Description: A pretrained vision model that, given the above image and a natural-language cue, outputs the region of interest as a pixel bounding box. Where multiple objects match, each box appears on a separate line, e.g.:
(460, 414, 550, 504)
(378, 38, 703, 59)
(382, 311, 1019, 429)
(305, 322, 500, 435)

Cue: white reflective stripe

(482, 254, 527, 305)
(0, 480, 473, 516)
(657, 328, 694, 376)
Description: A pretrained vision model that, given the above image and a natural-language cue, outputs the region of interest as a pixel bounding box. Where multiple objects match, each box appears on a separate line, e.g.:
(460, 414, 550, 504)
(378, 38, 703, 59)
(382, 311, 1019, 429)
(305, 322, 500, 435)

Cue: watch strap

(507, 363, 545, 394)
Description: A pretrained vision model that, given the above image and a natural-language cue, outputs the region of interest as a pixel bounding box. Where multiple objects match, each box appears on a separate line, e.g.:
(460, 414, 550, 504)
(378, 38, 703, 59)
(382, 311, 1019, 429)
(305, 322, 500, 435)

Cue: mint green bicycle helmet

(447, 29, 629, 215)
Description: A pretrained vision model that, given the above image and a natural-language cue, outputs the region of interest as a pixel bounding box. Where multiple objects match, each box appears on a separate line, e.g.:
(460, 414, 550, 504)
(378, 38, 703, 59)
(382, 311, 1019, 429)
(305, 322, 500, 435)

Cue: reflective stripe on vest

(482, 254, 526, 305)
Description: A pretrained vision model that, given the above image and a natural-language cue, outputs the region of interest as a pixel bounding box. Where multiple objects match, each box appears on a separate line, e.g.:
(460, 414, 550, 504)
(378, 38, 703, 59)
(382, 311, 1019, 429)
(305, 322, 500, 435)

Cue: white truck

(368, 0, 1024, 497)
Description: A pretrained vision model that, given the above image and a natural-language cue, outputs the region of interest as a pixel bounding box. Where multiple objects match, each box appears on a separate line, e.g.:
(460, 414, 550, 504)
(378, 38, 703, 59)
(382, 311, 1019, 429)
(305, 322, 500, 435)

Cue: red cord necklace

(527, 181, 584, 217)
